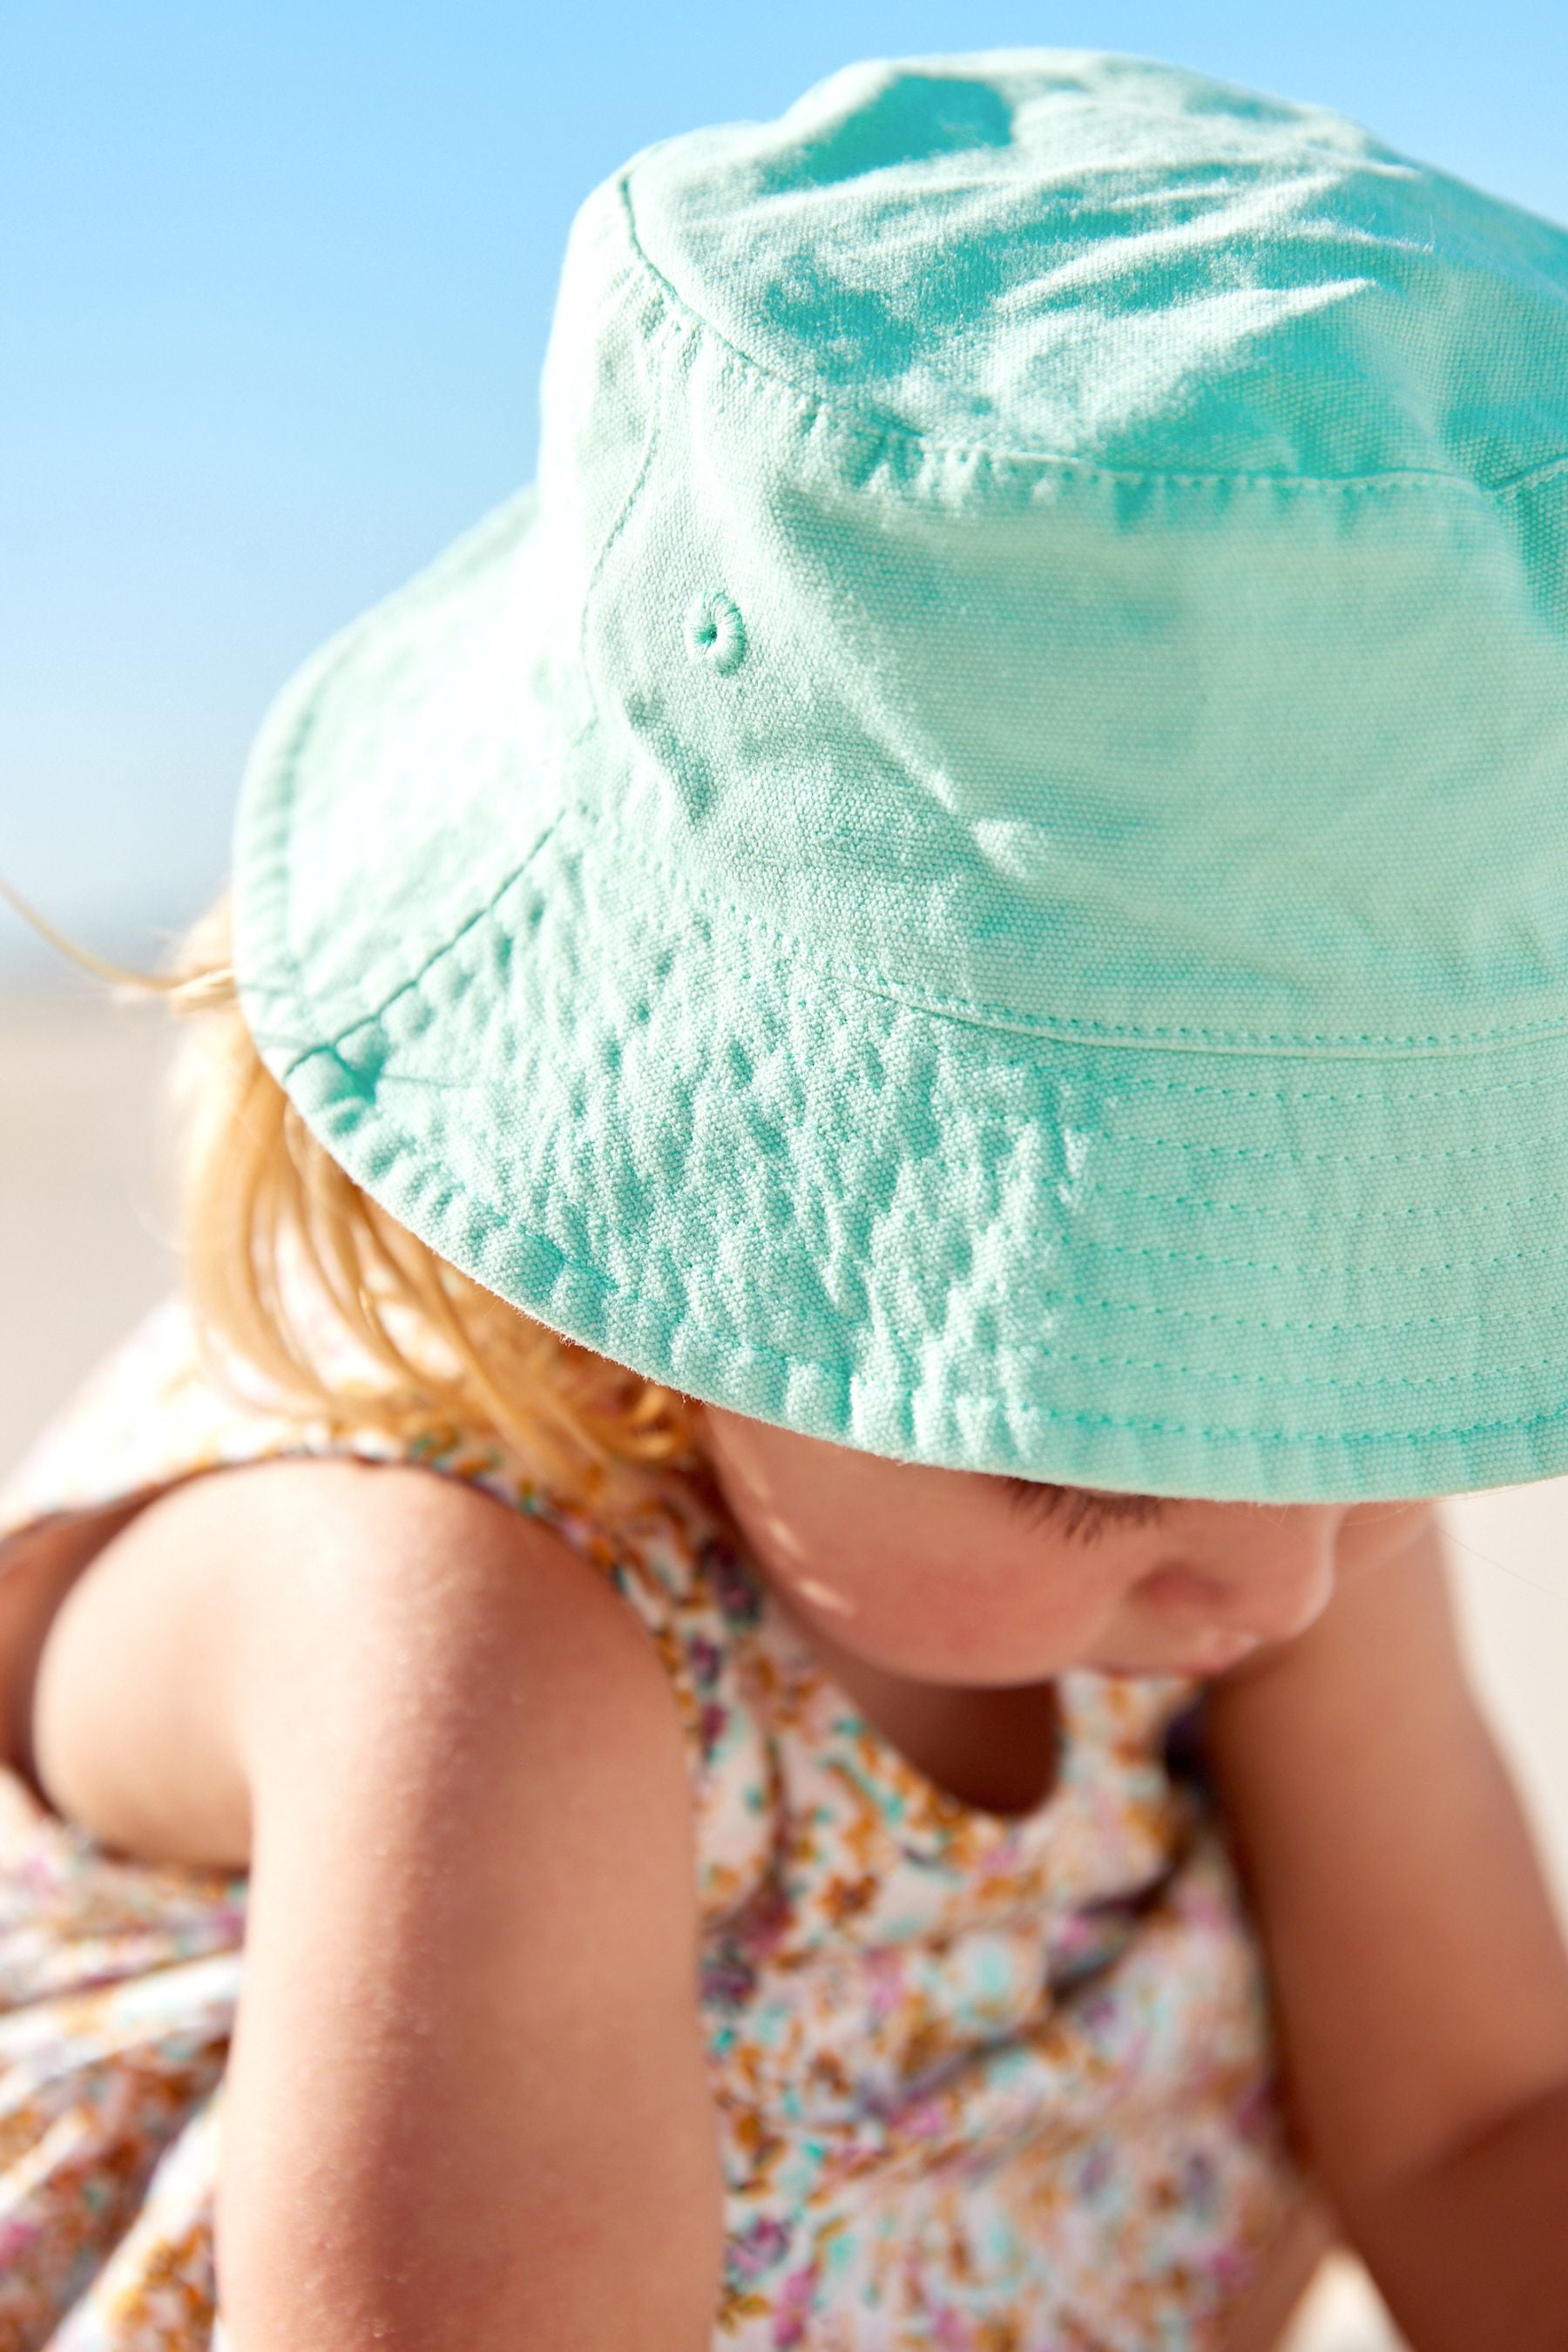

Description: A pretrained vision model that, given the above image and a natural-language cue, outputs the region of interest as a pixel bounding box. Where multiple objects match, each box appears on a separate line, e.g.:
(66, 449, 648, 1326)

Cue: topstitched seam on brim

(341, 1027, 1568, 1264)
(282, 1044, 1568, 1458)
(1031, 1064, 1568, 1112)
(1024, 1189, 1568, 1254)
(286, 904, 1568, 1278)
(292, 991, 1568, 1263)
(294, 940, 1566, 1300)
(614, 171, 1568, 503)
(1067, 1126, 1554, 1176)
(271, 823, 566, 1089)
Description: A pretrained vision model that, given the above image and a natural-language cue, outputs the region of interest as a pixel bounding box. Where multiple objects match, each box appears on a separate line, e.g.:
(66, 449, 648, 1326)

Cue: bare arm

(25, 1456, 725, 2350)
(1206, 1505, 1568, 2350)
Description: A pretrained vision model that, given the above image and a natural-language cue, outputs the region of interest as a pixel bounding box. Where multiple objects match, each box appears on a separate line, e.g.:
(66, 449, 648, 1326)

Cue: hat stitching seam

(273, 789, 1568, 1071)
(249, 466, 1568, 1069)
(616, 172, 1568, 502)
(1036, 1294, 1505, 1343)
(287, 977, 1568, 1212)
(269, 828, 565, 1089)
(335, 963, 1568, 1246)
(306, 954, 1568, 1280)
(1059, 1068, 1567, 1111)
(295, 1047, 1568, 1450)
(1497, 451, 1568, 504)
(1038, 1190, 1565, 1251)
(583, 800, 1568, 1053)
(1085, 1129, 1545, 1174)
(294, 899, 1566, 1286)
(570, 302, 685, 753)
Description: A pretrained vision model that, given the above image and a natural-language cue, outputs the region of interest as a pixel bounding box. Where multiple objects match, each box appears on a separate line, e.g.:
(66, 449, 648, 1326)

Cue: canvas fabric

(232, 50, 1568, 1501)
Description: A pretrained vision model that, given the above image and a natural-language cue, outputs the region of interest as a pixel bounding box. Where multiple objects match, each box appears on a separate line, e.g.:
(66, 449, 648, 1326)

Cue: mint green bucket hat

(232, 49, 1568, 1504)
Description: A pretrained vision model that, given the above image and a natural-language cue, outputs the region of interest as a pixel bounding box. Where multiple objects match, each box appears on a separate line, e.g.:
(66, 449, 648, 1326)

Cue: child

(3, 45, 1567, 2351)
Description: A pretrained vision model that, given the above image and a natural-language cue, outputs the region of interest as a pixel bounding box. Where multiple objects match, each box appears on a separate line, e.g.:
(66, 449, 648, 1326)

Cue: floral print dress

(0, 1292, 1299, 2349)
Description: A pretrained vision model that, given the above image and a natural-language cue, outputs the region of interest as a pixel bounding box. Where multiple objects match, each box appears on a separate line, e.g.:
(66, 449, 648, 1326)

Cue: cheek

(807, 1522, 1125, 1681)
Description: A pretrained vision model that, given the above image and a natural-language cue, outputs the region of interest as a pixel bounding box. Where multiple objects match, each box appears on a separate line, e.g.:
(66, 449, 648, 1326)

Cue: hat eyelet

(684, 589, 747, 675)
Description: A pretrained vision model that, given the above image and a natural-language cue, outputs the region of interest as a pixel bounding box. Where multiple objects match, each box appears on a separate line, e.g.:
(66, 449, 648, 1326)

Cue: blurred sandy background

(3, 979, 1566, 2352)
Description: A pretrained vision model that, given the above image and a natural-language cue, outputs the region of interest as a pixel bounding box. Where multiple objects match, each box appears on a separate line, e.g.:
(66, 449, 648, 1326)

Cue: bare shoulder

(89, 1449, 668, 1663)
(233, 1453, 696, 1793)
(16, 1456, 726, 2343)
(179, 1451, 693, 1771)
(29, 1451, 696, 1875)
(131, 1460, 727, 2343)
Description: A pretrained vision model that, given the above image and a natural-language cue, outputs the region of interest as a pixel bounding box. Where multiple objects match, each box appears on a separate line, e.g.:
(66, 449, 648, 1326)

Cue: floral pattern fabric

(0, 1294, 1299, 2348)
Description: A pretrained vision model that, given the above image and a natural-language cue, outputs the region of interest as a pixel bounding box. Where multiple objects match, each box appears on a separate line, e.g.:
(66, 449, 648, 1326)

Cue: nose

(1137, 1506, 1342, 1649)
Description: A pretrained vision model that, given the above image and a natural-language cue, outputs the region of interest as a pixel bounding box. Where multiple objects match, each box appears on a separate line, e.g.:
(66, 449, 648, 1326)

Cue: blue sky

(4, 1, 1566, 977)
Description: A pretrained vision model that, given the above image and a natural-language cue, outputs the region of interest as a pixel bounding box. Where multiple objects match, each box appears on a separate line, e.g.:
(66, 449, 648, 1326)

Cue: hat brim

(234, 488, 1568, 1503)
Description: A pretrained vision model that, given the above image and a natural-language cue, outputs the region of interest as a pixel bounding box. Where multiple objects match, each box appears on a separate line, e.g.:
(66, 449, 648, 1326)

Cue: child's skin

(2, 1409, 1567, 2350)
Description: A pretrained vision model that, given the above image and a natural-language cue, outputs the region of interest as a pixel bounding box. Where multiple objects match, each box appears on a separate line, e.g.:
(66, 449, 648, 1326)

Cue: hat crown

(612, 49, 1568, 485)
(533, 51, 1568, 1056)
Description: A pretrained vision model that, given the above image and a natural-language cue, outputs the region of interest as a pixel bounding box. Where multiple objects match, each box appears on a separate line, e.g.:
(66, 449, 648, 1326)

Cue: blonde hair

(3, 873, 709, 1523)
